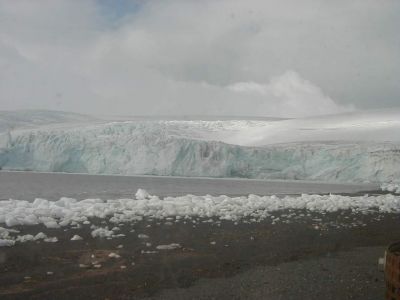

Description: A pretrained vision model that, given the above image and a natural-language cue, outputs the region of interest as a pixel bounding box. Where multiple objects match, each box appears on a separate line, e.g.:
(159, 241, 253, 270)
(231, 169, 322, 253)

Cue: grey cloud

(0, 0, 399, 117)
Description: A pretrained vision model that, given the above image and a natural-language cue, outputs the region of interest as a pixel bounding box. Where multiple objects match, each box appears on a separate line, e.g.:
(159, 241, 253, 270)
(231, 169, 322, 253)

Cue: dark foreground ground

(0, 209, 396, 300)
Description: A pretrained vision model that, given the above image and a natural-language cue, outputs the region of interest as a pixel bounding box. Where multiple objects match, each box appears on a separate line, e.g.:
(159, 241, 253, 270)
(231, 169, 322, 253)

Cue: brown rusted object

(385, 241, 400, 299)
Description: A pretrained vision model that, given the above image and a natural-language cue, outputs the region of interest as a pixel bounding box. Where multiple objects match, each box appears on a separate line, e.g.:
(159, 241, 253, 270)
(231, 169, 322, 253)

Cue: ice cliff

(0, 116, 399, 183)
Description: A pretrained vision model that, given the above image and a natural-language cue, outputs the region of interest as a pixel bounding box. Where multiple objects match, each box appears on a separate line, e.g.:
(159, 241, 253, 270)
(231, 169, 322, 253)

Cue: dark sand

(0, 209, 396, 300)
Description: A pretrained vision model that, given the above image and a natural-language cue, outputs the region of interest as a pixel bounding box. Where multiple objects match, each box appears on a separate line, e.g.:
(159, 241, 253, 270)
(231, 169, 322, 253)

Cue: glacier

(0, 110, 399, 183)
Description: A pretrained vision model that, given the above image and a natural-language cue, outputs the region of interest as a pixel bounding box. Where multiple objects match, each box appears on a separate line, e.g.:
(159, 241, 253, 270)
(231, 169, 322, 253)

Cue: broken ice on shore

(1, 188, 400, 247)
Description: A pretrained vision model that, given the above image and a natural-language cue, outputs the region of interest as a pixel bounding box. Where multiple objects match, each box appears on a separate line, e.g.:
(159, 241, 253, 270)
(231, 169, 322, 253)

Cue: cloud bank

(0, 0, 399, 117)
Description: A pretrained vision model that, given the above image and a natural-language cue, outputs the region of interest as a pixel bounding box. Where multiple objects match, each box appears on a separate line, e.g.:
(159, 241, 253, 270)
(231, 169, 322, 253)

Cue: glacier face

(1, 118, 400, 183)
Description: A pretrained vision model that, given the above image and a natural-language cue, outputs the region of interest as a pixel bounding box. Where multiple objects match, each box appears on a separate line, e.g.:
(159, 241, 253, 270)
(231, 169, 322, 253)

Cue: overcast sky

(0, 0, 399, 117)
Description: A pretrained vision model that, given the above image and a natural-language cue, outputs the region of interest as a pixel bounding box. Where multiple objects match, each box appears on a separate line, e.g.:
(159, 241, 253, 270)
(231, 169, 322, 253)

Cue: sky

(0, 0, 399, 118)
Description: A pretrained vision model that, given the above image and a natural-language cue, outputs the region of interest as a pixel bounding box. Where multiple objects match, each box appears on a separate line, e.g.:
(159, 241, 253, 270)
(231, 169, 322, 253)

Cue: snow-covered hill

(224, 109, 400, 146)
(0, 110, 97, 132)
(0, 109, 399, 183)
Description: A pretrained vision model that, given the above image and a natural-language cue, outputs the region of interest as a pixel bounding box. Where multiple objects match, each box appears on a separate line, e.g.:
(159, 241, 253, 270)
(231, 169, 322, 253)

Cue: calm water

(0, 171, 379, 201)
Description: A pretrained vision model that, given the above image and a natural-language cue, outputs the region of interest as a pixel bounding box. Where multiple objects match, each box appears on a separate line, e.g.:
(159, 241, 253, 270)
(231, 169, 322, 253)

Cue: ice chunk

(136, 189, 150, 200)
(34, 232, 47, 240)
(156, 243, 181, 250)
(0, 239, 15, 247)
(381, 182, 400, 194)
(91, 227, 113, 238)
(44, 237, 58, 243)
(108, 252, 120, 258)
(16, 234, 35, 243)
(138, 234, 149, 239)
(0, 227, 11, 239)
(70, 235, 83, 241)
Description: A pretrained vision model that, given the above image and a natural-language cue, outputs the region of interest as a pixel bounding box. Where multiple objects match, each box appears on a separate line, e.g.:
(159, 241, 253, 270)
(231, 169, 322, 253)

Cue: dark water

(0, 171, 378, 201)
